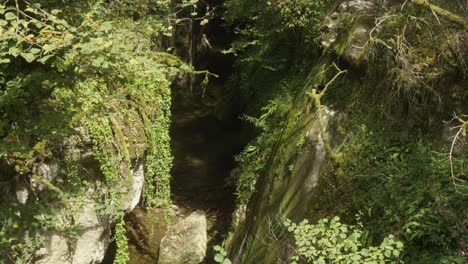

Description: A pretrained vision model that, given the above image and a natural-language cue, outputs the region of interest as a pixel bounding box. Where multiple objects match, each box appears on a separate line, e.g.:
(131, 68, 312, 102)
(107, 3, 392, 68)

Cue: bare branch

(447, 114, 468, 195)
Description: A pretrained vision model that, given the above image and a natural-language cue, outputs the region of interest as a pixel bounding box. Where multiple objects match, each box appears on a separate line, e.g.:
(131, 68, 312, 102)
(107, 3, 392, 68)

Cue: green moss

(109, 114, 132, 183)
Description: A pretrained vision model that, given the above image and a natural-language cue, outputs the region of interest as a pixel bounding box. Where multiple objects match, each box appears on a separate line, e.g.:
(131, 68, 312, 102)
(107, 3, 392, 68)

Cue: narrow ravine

(122, 1, 240, 262)
(123, 81, 242, 263)
(170, 85, 242, 242)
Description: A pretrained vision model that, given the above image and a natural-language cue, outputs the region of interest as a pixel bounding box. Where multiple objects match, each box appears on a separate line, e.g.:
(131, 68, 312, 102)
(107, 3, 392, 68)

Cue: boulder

(31, 161, 60, 192)
(158, 211, 207, 264)
(122, 161, 145, 212)
(35, 202, 110, 264)
(320, 0, 395, 64)
(32, 157, 144, 264)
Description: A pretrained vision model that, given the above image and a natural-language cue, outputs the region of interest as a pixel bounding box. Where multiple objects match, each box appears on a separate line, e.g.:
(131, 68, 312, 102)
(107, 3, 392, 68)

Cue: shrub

(284, 216, 404, 264)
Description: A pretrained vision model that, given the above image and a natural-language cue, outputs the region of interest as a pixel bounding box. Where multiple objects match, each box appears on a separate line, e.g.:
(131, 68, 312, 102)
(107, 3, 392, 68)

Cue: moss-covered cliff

(0, 1, 179, 263)
(222, 0, 467, 263)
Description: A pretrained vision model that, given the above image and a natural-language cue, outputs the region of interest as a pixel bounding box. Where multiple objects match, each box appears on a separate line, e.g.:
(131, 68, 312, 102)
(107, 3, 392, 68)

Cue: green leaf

(30, 48, 41, 54)
(396, 241, 403, 249)
(91, 56, 104, 67)
(98, 22, 113, 32)
(8, 47, 20, 56)
(20, 52, 35, 62)
(38, 54, 54, 64)
(351, 255, 361, 262)
(213, 245, 222, 251)
(0, 58, 10, 64)
(5, 12, 16, 21)
(42, 44, 56, 53)
(223, 259, 232, 264)
(214, 254, 224, 263)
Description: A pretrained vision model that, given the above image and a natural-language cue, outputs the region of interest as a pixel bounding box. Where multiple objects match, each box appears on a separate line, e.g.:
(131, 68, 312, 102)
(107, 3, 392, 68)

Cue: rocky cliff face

(320, 0, 395, 64)
(226, 107, 346, 263)
(0, 106, 151, 263)
(36, 113, 150, 263)
(223, 0, 467, 262)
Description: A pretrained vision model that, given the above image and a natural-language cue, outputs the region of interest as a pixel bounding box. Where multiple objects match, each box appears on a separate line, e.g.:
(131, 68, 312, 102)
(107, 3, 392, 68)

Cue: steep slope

(222, 0, 467, 263)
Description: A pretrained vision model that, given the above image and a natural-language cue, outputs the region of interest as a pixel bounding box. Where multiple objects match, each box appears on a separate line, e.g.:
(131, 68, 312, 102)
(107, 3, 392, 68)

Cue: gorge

(0, 1, 467, 264)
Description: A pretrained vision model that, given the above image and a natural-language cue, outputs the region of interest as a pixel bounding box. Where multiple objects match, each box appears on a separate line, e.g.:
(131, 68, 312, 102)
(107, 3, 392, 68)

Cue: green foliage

(85, 117, 118, 183)
(223, 0, 328, 67)
(355, 4, 467, 113)
(114, 214, 129, 264)
(284, 216, 404, 264)
(103, 0, 172, 17)
(233, 90, 293, 205)
(0, 0, 187, 261)
(274, 0, 327, 43)
(143, 82, 173, 208)
(322, 123, 468, 262)
(213, 245, 232, 264)
(232, 129, 271, 205)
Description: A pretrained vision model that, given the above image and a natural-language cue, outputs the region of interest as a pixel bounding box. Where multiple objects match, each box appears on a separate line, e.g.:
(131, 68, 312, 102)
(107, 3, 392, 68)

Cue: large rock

(122, 160, 145, 212)
(224, 107, 347, 262)
(31, 161, 60, 192)
(320, 0, 395, 64)
(28, 107, 148, 263)
(31, 155, 144, 264)
(158, 211, 208, 264)
(35, 202, 110, 264)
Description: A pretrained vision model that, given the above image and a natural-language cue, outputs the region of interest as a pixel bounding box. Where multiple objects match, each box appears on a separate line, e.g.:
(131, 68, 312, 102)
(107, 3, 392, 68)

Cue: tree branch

(411, 0, 468, 29)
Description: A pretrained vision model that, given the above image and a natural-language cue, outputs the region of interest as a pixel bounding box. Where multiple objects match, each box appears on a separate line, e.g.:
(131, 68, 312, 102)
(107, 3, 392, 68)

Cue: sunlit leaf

(20, 52, 35, 62)
(5, 12, 16, 20)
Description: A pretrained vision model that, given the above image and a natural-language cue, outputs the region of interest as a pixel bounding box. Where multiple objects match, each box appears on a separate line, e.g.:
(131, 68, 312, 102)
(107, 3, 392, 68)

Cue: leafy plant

(213, 245, 232, 264)
(284, 216, 404, 264)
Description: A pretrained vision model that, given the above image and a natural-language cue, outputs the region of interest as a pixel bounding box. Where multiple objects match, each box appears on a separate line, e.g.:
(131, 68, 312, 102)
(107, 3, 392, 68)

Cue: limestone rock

(320, 0, 395, 64)
(35, 202, 110, 264)
(30, 123, 146, 263)
(15, 185, 29, 204)
(158, 211, 208, 264)
(35, 232, 70, 264)
(31, 161, 60, 192)
(303, 108, 335, 191)
(72, 203, 111, 264)
(122, 161, 145, 212)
